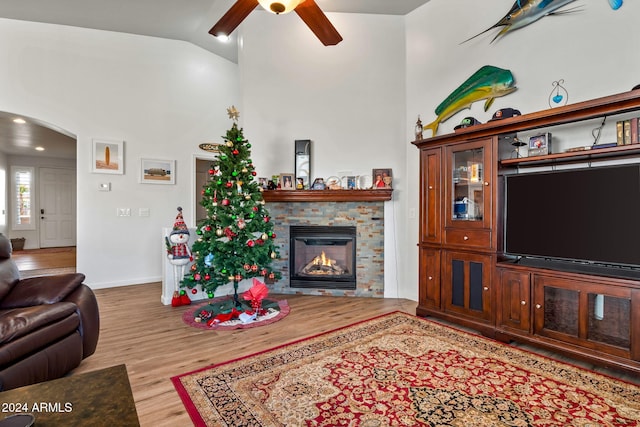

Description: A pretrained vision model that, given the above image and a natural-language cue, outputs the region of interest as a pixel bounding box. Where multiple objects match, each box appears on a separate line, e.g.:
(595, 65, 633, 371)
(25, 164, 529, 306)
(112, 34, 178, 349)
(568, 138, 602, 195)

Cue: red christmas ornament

(244, 263, 251, 271)
(205, 225, 212, 231)
(268, 272, 275, 280)
(235, 273, 242, 281)
(194, 273, 201, 281)
(232, 149, 239, 155)
(225, 181, 233, 188)
(191, 288, 198, 294)
(224, 227, 236, 240)
(263, 216, 270, 223)
(251, 171, 257, 176)
(204, 274, 211, 280)
(208, 168, 215, 175)
(271, 233, 277, 239)
(247, 239, 255, 247)
(222, 199, 230, 206)
(253, 206, 259, 212)
(256, 238, 264, 245)
(251, 264, 258, 272)
(191, 264, 197, 271)
(261, 268, 268, 276)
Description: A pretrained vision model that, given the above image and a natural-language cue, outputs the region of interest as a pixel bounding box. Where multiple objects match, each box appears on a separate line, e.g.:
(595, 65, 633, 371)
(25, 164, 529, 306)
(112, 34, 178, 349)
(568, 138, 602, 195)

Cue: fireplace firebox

(290, 226, 356, 289)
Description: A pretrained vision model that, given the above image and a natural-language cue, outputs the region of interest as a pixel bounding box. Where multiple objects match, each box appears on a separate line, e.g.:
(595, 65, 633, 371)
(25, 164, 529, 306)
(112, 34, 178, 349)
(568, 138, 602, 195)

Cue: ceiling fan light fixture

(257, 0, 303, 15)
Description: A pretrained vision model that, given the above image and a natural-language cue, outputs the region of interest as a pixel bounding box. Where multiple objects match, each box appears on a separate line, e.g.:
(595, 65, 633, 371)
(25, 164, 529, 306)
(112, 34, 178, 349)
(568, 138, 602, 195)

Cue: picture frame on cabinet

(372, 168, 392, 188)
(92, 139, 124, 174)
(140, 158, 175, 184)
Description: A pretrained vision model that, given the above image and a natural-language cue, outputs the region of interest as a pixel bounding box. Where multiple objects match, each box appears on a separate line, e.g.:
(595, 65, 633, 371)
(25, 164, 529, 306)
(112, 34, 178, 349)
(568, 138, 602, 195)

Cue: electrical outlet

(139, 208, 150, 217)
(408, 208, 416, 219)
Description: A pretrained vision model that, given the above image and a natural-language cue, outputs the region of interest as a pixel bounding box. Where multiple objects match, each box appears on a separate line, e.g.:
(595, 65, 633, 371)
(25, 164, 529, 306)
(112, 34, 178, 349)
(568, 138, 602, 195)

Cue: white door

(39, 167, 76, 247)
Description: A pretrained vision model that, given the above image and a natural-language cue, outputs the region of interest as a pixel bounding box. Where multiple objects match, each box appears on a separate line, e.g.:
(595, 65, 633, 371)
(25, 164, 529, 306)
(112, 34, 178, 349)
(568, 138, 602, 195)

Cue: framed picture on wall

(92, 139, 124, 174)
(140, 158, 175, 184)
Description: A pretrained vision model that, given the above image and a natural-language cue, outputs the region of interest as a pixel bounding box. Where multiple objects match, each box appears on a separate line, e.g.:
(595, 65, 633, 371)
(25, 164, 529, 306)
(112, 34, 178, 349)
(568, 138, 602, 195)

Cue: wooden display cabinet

(413, 90, 640, 375)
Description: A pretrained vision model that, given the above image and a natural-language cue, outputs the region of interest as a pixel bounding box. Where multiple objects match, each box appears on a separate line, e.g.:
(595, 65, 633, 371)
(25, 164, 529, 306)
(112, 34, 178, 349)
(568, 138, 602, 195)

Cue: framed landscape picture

(92, 139, 124, 174)
(140, 158, 175, 184)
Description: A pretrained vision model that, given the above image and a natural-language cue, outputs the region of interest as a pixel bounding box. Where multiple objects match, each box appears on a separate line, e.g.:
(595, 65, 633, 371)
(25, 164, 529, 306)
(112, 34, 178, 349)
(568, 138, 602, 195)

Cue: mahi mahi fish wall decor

(422, 65, 517, 137)
(462, 0, 581, 44)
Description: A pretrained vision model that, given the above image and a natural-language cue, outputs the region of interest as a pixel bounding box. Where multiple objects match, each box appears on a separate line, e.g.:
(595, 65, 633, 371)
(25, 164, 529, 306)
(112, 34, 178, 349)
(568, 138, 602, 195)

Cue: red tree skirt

(182, 298, 290, 331)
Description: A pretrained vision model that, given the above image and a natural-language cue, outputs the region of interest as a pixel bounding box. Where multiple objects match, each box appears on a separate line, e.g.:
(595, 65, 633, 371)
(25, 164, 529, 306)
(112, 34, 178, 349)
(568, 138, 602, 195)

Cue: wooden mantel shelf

(261, 189, 393, 202)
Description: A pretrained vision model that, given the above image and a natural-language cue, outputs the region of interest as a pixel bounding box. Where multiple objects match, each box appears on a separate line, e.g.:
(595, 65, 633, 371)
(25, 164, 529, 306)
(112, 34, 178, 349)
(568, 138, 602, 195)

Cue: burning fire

(313, 251, 334, 267)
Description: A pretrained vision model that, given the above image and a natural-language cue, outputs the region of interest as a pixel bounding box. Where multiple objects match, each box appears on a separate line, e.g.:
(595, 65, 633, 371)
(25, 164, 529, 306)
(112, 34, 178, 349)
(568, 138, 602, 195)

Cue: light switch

(98, 183, 111, 192)
(117, 208, 131, 217)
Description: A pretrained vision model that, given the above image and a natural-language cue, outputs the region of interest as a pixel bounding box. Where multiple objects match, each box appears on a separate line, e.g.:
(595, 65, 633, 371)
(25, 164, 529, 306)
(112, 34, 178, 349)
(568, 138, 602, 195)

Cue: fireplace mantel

(261, 189, 392, 203)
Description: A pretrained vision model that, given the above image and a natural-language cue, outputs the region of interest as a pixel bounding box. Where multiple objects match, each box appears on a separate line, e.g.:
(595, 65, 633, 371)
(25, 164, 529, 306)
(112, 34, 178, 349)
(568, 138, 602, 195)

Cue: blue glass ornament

(549, 80, 568, 108)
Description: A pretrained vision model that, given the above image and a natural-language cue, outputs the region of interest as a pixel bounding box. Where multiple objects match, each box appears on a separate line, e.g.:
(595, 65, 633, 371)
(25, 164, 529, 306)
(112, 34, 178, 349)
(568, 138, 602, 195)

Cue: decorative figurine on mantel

(166, 207, 193, 307)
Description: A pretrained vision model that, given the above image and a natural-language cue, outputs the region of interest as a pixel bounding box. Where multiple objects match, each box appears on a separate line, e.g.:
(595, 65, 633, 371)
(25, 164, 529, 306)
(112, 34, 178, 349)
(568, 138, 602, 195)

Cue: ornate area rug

(171, 311, 640, 426)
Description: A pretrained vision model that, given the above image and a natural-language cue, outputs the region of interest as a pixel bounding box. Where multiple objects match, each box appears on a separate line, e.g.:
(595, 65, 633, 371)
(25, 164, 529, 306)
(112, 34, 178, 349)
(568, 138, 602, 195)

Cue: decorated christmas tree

(182, 106, 280, 304)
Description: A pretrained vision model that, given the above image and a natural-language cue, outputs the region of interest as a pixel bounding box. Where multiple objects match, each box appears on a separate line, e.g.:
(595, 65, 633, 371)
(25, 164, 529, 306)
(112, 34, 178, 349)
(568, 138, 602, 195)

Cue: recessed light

(35, 146, 45, 151)
(13, 118, 26, 124)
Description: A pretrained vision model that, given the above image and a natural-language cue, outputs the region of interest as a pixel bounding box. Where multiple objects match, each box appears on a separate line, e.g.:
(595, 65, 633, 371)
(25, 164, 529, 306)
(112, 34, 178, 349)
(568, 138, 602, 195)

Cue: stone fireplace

(289, 225, 356, 290)
(262, 189, 392, 298)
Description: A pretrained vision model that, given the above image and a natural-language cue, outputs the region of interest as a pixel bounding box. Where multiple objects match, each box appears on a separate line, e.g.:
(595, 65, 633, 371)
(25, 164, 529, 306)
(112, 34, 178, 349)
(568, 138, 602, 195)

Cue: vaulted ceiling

(0, 0, 430, 158)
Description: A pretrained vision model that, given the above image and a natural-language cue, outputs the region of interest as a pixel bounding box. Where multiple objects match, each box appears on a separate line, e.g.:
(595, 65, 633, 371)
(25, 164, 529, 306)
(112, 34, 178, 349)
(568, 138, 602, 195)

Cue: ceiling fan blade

(209, 0, 259, 37)
(294, 0, 343, 46)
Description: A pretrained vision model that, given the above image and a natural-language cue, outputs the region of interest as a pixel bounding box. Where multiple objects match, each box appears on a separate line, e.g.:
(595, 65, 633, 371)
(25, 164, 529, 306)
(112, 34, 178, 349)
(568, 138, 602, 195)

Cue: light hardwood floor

(72, 282, 417, 426)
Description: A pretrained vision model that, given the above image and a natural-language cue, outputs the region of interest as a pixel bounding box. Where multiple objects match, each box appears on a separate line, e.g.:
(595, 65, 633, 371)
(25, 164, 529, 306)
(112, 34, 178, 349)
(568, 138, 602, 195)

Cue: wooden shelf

(501, 143, 640, 166)
(413, 90, 640, 148)
(261, 189, 392, 203)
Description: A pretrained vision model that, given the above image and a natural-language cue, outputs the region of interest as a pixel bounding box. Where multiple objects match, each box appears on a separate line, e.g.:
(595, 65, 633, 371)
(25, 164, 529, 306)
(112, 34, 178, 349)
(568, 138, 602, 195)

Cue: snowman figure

(166, 207, 192, 307)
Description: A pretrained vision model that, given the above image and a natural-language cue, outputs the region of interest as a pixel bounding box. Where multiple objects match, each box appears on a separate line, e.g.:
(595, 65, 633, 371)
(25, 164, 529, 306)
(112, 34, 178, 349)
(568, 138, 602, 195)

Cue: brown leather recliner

(0, 234, 99, 391)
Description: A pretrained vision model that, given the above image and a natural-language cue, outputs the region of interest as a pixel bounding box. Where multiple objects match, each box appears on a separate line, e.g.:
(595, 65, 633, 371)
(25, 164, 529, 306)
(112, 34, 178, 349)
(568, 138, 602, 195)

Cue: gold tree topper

(227, 105, 240, 122)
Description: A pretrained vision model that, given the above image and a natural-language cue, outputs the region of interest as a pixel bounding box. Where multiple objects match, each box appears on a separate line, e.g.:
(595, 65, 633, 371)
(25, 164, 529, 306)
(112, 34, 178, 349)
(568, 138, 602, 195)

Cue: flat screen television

(504, 164, 640, 277)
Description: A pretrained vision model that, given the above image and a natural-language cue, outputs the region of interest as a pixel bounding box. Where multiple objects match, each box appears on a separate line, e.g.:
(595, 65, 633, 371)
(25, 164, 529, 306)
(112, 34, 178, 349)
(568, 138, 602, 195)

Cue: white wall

(238, 12, 408, 298)
(0, 18, 240, 287)
(404, 1, 640, 300)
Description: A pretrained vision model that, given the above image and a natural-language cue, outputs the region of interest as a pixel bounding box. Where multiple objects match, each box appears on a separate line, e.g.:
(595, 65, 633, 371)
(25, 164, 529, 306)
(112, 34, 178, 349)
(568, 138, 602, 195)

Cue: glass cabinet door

(534, 276, 633, 358)
(446, 139, 492, 229)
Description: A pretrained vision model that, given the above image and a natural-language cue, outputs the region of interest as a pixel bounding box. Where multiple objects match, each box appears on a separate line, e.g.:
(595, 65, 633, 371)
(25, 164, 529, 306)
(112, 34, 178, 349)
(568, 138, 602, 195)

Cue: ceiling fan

(209, 0, 343, 46)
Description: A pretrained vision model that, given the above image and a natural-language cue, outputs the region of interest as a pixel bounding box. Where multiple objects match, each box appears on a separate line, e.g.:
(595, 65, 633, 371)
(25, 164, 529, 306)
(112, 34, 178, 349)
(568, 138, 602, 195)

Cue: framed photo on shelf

(372, 168, 392, 188)
(92, 139, 124, 174)
(140, 158, 175, 184)
(311, 177, 326, 190)
(279, 173, 295, 190)
(528, 133, 552, 156)
(258, 177, 268, 189)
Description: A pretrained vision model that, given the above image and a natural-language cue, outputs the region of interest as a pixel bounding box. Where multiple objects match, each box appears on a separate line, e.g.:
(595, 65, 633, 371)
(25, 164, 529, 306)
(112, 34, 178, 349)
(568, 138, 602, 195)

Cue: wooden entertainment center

(412, 90, 640, 375)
